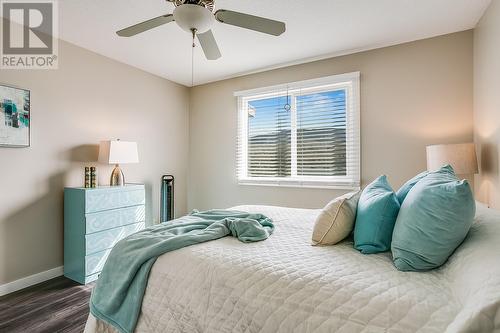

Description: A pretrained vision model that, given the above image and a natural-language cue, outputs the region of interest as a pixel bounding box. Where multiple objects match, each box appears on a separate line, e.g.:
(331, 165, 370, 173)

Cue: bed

(85, 203, 500, 333)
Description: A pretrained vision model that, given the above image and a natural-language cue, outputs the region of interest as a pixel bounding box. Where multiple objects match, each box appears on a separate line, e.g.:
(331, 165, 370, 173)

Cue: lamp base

(110, 164, 125, 186)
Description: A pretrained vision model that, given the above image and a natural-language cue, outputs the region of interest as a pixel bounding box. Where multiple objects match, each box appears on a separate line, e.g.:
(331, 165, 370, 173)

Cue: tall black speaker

(160, 175, 174, 222)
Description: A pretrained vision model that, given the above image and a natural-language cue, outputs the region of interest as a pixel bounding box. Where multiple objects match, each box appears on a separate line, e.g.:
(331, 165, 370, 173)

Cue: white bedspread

(85, 204, 500, 333)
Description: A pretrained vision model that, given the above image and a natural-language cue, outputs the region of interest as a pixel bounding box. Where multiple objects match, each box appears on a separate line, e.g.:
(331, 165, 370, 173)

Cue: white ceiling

(57, 0, 491, 87)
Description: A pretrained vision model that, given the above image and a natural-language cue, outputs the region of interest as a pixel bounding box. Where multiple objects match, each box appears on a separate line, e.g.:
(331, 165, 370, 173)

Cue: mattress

(85, 203, 500, 333)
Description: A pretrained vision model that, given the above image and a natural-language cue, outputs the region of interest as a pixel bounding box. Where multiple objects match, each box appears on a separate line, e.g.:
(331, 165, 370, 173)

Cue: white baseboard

(0, 266, 63, 297)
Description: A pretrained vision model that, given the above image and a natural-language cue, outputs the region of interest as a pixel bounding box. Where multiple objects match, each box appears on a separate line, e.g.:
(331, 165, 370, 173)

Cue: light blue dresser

(64, 184, 146, 284)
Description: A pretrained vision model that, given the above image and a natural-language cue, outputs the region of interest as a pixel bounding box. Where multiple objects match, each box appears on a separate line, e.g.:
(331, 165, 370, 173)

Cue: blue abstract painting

(0, 84, 30, 147)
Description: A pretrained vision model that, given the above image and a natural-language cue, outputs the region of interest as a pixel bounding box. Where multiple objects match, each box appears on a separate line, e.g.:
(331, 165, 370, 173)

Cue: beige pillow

(311, 191, 361, 246)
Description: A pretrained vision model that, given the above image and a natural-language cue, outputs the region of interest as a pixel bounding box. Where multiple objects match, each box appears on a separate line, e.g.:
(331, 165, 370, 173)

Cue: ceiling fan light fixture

(173, 4, 214, 33)
(117, 1, 286, 62)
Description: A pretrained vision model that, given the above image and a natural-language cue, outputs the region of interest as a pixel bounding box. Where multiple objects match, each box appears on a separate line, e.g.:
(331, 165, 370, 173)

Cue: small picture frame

(0, 83, 30, 147)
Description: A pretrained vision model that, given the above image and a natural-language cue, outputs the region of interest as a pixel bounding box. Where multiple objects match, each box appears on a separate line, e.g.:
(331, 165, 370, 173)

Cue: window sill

(238, 179, 360, 191)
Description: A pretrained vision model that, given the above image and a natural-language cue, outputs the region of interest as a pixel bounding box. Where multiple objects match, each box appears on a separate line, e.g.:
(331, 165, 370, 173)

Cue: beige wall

(0, 36, 190, 285)
(474, 1, 500, 209)
(188, 31, 474, 211)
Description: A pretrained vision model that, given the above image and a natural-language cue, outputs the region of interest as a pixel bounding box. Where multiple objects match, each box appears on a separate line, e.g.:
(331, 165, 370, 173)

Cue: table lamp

(426, 143, 478, 175)
(98, 140, 139, 186)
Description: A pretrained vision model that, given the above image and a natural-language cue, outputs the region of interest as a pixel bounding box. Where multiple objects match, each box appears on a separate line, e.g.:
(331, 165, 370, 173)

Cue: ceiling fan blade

(215, 9, 285, 36)
(197, 30, 222, 60)
(117, 14, 174, 37)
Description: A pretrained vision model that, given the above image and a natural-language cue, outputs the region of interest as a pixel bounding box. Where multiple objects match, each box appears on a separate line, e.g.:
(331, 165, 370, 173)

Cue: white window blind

(236, 72, 360, 189)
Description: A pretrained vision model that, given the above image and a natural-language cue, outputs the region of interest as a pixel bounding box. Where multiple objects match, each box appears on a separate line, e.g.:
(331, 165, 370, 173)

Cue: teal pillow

(391, 165, 475, 271)
(354, 175, 400, 254)
(396, 170, 428, 204)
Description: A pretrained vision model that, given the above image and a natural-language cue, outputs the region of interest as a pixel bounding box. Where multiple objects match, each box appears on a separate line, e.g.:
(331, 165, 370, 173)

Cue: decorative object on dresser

(90, 166, 97, 188)
(98, 140, 139, 186)
(0, 83, 30, 147)
(64, 184, 146, 284)
(85, 167, 91, 188)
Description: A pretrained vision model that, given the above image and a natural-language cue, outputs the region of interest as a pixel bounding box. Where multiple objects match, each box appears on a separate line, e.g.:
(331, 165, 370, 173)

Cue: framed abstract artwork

(0, 84, 30, 147)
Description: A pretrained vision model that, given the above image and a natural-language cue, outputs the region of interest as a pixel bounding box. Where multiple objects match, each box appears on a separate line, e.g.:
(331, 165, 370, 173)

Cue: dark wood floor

(0, 276, 93, 333)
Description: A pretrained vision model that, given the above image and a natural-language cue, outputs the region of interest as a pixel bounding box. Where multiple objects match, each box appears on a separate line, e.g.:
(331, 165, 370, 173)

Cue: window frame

(235, 72, 361, 190)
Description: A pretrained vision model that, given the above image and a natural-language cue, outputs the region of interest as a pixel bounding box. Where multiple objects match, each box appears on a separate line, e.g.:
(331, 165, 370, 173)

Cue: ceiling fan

(116, 0, 286, 60)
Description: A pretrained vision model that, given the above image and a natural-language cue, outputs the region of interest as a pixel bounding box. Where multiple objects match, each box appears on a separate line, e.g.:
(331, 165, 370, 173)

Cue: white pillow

(311, 191, 361, 246)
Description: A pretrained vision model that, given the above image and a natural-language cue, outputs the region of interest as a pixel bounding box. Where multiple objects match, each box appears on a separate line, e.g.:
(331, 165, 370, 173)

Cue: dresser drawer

(84, 272, 100, 284)
(86, 205, 145, 234)
(85, 248, 112, 276)
(85, 222, 145, 255)
(85, 189, 145, 213)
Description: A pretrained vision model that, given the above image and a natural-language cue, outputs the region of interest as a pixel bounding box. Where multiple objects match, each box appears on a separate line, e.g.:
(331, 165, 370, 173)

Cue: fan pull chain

(191, 43, 194, 87)
(191, 28, 197, 87)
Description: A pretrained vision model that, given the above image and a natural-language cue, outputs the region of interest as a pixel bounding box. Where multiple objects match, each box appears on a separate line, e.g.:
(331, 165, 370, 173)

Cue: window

(236, 72, 360, 189)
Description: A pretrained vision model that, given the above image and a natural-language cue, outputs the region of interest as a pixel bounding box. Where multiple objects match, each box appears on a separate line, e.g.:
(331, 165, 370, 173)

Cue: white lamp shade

(99, 140, 139, 164)
(426, 143, 478, 174)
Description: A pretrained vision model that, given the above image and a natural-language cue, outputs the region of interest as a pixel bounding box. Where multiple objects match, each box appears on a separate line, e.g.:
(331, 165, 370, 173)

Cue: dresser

(64, 184, 146, 284)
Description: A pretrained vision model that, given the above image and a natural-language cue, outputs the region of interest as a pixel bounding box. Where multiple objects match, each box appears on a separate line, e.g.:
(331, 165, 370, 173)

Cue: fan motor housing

(167, 0, 215, 13)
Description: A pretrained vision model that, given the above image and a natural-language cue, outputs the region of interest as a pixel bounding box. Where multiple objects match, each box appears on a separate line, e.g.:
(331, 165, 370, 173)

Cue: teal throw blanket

(89, 209, 274, 333)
